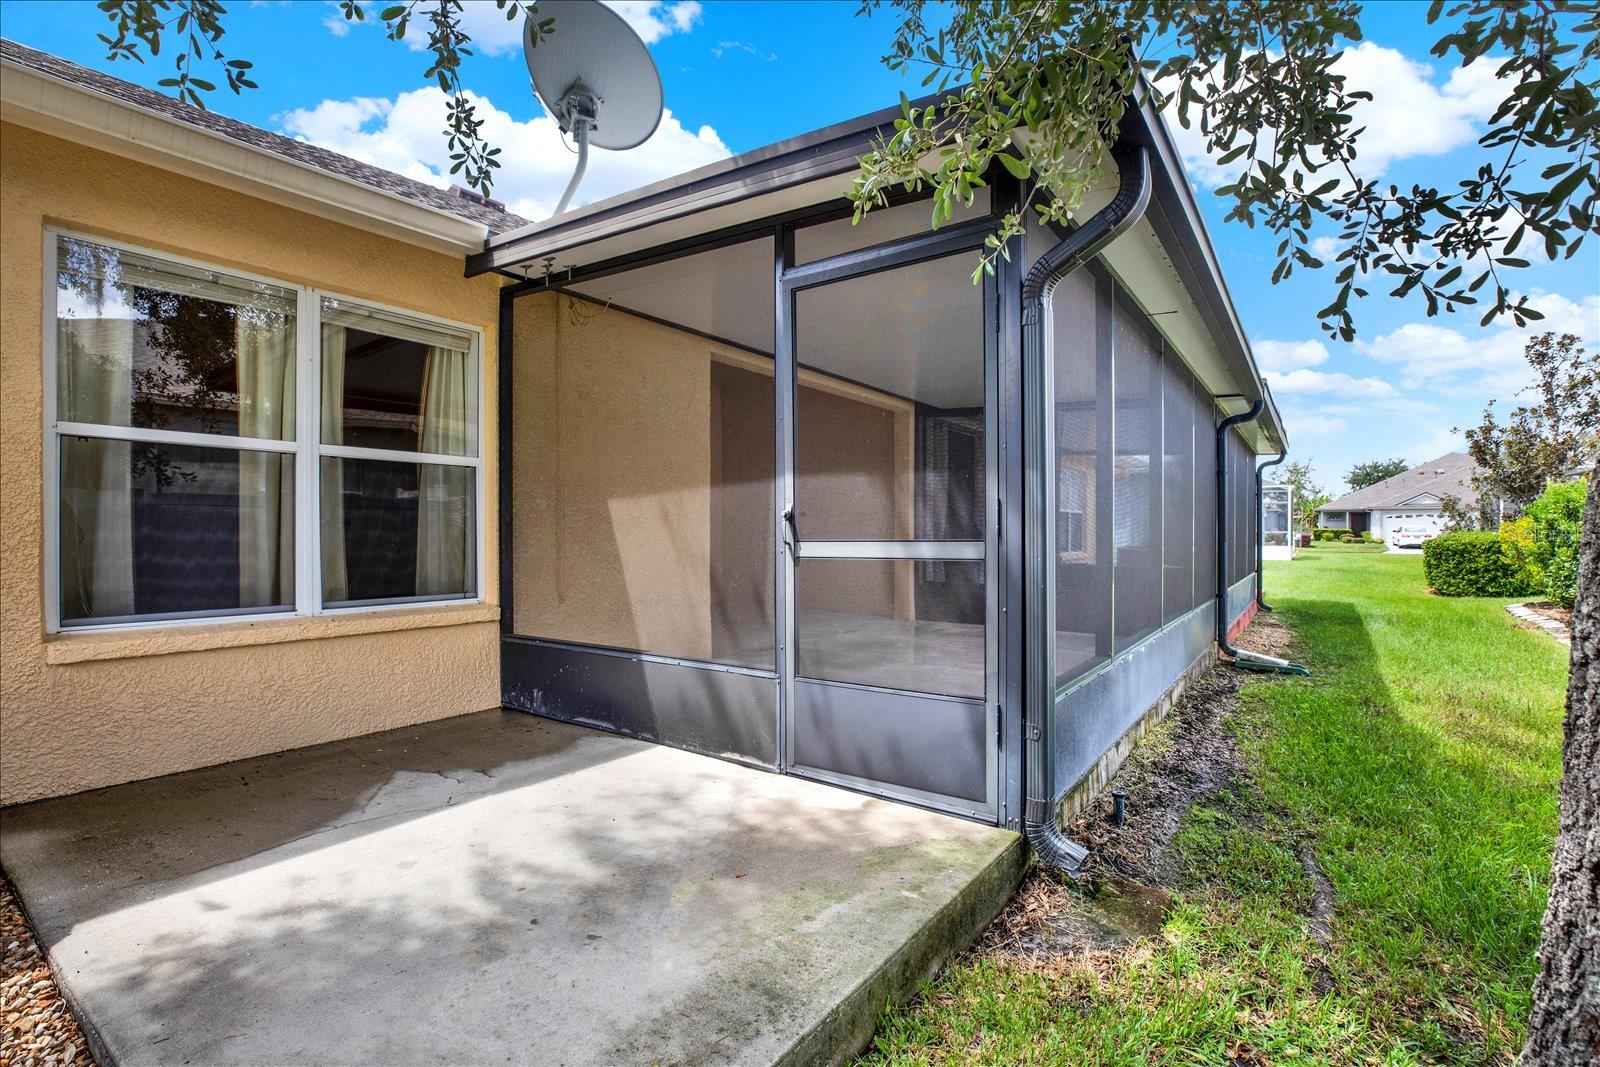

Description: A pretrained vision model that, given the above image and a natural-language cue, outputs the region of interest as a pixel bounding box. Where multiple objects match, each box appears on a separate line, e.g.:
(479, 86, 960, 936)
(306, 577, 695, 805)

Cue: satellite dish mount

(552, 78, 600, 215)
(526, 1, 664, 217)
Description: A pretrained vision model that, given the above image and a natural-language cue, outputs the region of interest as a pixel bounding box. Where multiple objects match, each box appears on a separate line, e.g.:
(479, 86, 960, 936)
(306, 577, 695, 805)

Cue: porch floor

(0, 710, 1022, 1066)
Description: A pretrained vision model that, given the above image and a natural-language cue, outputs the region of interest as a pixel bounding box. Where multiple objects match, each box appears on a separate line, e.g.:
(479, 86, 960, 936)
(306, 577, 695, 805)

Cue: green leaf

(996, 152, 1030, 180)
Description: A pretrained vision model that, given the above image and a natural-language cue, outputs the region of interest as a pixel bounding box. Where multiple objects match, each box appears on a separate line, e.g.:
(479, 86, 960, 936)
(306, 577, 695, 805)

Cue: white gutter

(0, 58, 490, 257)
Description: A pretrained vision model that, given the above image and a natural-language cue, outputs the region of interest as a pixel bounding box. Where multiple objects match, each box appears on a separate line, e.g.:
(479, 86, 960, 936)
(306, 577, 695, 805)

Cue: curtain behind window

(416, 345, 472, 595)
(58, 319, 135, 619)
(319, 324, 349, 601)
(237, 316, 296, 606)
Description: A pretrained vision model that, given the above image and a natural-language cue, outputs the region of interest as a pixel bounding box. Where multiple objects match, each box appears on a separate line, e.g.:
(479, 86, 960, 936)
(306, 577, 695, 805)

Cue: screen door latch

(782, 506, 797, 552)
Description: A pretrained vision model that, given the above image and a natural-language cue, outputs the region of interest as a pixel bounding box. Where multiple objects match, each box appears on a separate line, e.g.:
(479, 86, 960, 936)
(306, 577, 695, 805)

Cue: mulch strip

(1, 877, 94, 1067)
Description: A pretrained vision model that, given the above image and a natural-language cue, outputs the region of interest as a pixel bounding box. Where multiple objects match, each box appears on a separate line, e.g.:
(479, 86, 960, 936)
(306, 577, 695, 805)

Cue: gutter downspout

(1021, 142, 1151, 873)
(1216, 401, 1262, 662)
(1218, 415, 1309, 675)
(1255, 453, 1286, 612)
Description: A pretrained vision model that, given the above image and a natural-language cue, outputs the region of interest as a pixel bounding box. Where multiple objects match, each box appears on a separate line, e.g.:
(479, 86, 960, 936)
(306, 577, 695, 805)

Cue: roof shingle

(1320, 452, 1481, 512)
(1, 38, 533, 235)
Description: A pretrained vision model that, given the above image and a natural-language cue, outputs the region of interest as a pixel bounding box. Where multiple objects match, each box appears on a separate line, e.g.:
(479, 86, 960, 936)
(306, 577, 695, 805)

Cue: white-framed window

(44, 230, 484, 632)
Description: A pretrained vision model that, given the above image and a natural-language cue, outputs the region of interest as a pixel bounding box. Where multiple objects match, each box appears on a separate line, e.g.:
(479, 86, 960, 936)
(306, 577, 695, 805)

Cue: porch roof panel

(474, 90, 1287, 456)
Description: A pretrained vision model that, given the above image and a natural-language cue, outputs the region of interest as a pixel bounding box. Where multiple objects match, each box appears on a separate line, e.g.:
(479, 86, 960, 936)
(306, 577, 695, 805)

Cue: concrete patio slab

(0, 710, 1022, 1066)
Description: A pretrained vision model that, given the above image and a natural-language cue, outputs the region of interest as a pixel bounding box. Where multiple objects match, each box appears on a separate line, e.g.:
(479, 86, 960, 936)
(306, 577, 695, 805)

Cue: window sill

(43, 602, 500, 665)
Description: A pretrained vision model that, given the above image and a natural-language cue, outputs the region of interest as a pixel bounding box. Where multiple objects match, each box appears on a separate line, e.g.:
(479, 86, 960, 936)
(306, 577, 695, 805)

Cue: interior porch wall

(509, 293, 915, 667)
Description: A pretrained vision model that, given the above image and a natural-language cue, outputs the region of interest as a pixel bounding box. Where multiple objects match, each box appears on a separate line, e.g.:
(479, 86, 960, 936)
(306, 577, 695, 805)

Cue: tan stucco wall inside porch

(0, 122, 505, 805)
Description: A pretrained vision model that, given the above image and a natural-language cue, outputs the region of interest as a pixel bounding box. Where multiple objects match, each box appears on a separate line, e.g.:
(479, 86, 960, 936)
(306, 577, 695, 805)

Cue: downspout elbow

(1021, 142, 1152, 874)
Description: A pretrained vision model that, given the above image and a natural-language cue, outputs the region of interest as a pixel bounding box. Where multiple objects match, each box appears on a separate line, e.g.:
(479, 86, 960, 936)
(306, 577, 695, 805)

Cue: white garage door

(1382, 512, 1446, 541)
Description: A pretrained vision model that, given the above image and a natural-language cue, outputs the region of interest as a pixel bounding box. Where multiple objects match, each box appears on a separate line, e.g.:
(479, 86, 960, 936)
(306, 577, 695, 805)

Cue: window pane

(509, 240, 777, 669)
(1052, 264, 1112, 686)
(59, 437, 293, 624)
(792, 188, 990, 265)
(321, 457, 475, 606)
(1112, 296, 1162, 649)
(55, 236, 297, 440)
(321, 299, 477, 457)
(796, 558, 984, 699)
(794, 253, 984, 541)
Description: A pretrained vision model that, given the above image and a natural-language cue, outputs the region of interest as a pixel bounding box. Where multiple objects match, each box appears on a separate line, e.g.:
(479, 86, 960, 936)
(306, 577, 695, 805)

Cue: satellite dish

(525, 0, 664, 216)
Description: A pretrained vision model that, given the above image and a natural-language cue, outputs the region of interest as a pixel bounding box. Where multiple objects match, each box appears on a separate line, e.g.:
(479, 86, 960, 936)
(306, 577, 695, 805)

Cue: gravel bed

(2, 878, 94, 1067)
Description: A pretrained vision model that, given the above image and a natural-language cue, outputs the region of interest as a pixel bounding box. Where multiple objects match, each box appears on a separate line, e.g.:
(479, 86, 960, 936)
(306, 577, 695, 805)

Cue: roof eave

(0, 56, 493, 257)
(466, 99, 913, 277)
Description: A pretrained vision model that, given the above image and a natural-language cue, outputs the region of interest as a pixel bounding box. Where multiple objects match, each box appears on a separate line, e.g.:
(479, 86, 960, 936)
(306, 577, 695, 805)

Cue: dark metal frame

(496, 179, 1028, 824)
(777, 209, 1003, 822)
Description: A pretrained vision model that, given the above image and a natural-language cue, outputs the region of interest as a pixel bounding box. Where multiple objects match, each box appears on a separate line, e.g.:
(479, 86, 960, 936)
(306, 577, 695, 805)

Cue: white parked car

(1390, 525, 1436, 549)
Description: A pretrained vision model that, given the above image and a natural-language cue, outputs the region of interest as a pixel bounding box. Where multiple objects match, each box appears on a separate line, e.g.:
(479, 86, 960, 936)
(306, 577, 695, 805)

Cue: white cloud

(278, 85, 729, 219)
(1265, 367, 1399, 399)
(1309, 235, 1341, 263)
(1168, 42, 1505, 189)
(322, 12, 351, 37)
(1254, 338, 1330, 372)
(1354, 291, 1600, 395)
(1285, 412, 1348, 437)
(712, 39, 776, 61)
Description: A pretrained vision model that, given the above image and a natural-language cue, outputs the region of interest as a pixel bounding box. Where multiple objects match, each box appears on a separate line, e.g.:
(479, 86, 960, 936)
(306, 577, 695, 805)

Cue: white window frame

(42, 227, 486, 634)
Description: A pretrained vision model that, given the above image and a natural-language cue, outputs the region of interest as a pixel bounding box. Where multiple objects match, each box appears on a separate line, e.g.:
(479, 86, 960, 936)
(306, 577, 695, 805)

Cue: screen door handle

(783, 506, 798, 552)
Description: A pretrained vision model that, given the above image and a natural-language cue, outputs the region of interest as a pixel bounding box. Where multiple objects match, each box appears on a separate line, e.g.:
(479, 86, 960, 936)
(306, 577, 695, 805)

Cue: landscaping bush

(1423, 531, 1540, 597)
(1340, 533, 1358, 543)
(1497, 515, 1545, 593)
(1523, 478, 1587, 609)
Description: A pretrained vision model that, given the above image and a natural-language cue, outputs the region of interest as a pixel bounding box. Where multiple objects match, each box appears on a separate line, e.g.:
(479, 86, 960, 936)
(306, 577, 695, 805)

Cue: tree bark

(1522, 483, 1600, 1065)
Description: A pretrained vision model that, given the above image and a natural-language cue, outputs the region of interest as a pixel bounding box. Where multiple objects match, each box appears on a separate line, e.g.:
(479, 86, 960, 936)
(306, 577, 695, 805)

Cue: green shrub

(1423, 531, 1540, 597)
(1524, 478, 1587, 609)
(1318, 530, 1337, 542)
(1340, 533, 1358, 543)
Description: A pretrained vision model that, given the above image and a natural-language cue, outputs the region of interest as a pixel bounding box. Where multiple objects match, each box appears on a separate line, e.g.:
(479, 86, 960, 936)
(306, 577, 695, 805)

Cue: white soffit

(0, 60, 489, 256)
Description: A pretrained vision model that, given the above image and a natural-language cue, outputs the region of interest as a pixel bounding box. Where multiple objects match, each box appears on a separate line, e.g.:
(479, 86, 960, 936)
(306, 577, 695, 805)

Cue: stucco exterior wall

(0, 122, 505, 805)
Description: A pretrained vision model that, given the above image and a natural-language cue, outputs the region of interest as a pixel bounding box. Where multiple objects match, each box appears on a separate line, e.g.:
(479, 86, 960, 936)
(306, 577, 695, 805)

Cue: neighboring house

(1, 38, 1284, 850)
(1316, 452, 1482, 541)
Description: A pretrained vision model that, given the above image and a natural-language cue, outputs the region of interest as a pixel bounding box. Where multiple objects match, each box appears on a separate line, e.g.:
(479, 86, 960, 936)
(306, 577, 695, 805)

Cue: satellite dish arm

(555, 119, 590, 216)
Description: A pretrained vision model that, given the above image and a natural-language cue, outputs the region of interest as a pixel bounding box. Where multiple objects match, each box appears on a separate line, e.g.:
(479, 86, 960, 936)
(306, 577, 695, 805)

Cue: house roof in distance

(0, 38, 532, 235)
(1321, 452, 1481, 512)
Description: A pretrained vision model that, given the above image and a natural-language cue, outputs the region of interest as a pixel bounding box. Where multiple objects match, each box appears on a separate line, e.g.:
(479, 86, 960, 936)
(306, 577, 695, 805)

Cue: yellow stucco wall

(0, 122, 505, 805)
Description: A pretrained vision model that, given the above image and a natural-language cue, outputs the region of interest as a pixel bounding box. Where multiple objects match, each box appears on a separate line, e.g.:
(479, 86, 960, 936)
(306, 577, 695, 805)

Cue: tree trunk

(1521, 484, 1600, 1065)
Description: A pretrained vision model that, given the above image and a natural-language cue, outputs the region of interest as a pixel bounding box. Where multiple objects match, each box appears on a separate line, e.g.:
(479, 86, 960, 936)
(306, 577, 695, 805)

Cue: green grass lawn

(862, 542, 1569, 1065)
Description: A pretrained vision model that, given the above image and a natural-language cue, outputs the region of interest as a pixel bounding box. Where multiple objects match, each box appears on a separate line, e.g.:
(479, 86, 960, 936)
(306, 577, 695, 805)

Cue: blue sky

(4, 0, 1595, 494)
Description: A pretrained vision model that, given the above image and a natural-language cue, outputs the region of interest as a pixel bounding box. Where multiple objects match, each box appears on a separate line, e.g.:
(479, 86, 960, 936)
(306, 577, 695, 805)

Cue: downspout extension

(1256, 453, 1286, 612)
(1218, 415, 1310, 675)
(1020, 142, 1152, 873)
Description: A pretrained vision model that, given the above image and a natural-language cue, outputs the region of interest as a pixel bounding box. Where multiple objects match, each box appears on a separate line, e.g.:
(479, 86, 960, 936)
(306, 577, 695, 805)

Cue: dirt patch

(1524, 601, 1572, 628)
(2, 877, 95, 1066)
(967, 610, 1313, 968)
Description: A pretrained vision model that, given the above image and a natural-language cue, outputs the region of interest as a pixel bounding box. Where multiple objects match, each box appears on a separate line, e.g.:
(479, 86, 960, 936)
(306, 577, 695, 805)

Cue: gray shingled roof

(1321, 452, 1481, 512)
(1, 38, 532, 235)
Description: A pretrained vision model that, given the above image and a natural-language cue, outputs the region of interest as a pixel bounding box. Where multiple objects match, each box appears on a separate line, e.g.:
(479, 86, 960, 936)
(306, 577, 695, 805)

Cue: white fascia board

(1, 60, 489, 256)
